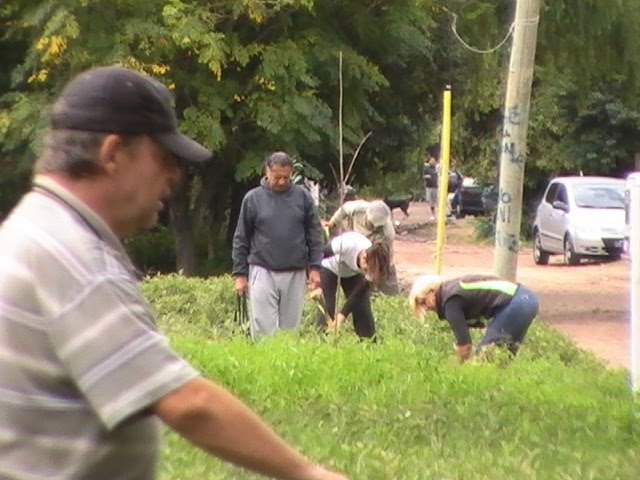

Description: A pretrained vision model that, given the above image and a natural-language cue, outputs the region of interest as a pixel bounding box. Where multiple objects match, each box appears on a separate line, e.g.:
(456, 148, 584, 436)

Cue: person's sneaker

(429, 216, 436, 222)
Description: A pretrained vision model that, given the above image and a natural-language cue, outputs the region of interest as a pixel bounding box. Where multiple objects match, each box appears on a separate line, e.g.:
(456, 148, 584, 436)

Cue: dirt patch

(391, 201, 630, 369)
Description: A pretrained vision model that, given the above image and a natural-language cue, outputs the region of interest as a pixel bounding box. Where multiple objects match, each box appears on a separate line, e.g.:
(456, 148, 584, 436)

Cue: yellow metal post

(435, 85, 452, 275)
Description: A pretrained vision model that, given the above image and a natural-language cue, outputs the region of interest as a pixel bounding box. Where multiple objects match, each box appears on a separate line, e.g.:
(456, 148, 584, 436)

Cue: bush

(125, 225, 176, 273)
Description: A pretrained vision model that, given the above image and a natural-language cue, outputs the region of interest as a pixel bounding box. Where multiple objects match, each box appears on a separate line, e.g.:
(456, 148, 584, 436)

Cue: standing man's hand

(308, 269, 321, 291)
(234, 275, 248, 296)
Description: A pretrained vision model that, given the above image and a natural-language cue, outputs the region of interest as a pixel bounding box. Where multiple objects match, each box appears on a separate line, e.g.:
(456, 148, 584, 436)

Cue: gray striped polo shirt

(0, 176, 199, 479)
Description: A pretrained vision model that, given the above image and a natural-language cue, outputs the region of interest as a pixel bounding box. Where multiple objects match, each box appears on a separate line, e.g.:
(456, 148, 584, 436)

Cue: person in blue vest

(409, 274, 539, 361)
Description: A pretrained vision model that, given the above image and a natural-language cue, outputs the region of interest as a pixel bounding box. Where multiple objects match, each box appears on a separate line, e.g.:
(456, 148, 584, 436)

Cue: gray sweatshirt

(232, 178, 324, 275)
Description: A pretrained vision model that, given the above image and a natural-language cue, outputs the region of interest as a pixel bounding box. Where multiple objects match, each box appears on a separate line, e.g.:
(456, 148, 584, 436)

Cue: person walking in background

(0, 66, 347, 480)
(423, 154, 439, 221)
(313, 231, 391, 338)
(409, 274, 539, 362)
(232, 151, 324, 339)
(322, 198, 399, 295)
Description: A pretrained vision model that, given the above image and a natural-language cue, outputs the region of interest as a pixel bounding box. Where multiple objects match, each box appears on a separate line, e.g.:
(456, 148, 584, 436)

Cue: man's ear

(96, 134, 127, 174)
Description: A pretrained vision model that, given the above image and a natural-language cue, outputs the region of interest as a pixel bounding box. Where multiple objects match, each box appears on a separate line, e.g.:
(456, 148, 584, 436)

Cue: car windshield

(573, 184, 624, 209)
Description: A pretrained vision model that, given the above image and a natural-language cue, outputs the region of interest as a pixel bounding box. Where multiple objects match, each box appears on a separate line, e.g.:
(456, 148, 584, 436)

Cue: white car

(532, 176, 626, 265)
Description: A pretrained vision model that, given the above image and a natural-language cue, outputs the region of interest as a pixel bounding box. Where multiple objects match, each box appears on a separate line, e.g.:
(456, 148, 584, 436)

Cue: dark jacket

(435, 274, 519, 345)
(423, 164, 438, 188)
(232, 178, 323, 276)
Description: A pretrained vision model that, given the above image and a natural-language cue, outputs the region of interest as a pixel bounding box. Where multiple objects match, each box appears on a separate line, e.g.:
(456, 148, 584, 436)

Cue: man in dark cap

(0, 66, 347, 480)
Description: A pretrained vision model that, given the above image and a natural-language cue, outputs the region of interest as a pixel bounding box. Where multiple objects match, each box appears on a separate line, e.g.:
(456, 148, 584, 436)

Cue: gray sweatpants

(248, 265, 307, 339)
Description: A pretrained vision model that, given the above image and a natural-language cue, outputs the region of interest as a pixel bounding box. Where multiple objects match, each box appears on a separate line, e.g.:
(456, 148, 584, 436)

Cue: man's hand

(301, 464, 349, 480)
(320, 219, 331, 228)
(234, 275, 248, 296)
(309, 287, 323, 300)
(455, 343, 472, 363)
(308, 269, 321, 291)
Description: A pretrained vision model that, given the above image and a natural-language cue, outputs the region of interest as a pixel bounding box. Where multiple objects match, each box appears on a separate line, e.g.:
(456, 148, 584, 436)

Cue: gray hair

(34, 129, 109, 178)
(264, 151, 293, 169)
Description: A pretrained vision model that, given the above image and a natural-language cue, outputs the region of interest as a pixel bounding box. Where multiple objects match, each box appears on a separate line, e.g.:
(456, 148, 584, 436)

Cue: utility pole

(493, 0, 542, 280)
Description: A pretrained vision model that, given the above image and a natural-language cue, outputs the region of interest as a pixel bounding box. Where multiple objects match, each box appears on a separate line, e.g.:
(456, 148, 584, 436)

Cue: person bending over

(409, 274, 539, 361)
(313, 231, 390, 338)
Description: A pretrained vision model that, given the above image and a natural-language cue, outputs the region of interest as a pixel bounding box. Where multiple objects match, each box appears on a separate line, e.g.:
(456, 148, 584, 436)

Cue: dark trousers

(477, 285, 539, 355)
(315, 268, 376, 338)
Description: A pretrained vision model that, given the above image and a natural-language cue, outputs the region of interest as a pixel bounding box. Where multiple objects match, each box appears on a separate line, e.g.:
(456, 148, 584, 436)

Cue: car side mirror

(552, 200, 569, 212)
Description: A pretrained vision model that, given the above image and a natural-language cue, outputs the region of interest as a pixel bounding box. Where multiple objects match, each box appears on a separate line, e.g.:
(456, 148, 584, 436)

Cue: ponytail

(365, 243, 391, 287)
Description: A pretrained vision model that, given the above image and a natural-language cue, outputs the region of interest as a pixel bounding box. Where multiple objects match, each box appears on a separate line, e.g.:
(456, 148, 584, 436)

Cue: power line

(450, 12, 515, 54)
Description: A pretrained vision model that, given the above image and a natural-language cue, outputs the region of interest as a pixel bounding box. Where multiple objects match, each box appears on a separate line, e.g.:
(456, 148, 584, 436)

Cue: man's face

(265, 163, 292, 191)
(112, 136, 180, 236)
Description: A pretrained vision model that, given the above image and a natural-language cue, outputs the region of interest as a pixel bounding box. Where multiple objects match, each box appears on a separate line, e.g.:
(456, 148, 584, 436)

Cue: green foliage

(530, 73, 640, 180)
(142, 274, 640, 479)
(358, 163, 424, 201)
(471, 215, 495, 242)
(538, 0, 640, 95)
(142, 273, 241, 338)
(124, 225, 177, 274)
(2, 0, 640, 274)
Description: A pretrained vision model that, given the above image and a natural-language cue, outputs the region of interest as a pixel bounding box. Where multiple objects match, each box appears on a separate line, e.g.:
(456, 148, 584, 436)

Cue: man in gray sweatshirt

(232, 151, 324, 338)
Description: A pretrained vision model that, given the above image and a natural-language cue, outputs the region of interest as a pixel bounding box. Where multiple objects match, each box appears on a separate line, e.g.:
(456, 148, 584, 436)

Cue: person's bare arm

(327, 206, 346, 229)
(153, 377, 348, 480)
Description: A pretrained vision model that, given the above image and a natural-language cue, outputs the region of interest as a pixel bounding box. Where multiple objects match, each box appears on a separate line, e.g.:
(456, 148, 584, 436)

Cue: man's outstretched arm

(153, 377, 348, 480)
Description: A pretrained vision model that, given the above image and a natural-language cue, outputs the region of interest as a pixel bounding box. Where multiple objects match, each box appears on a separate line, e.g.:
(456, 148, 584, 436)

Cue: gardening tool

(310, 287, 337, 330)
(234, 293, 250, 337)
(322, 225, 331, 242)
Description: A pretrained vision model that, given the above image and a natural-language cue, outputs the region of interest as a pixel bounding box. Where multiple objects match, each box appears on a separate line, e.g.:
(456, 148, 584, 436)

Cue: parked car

(532, 176, 626, 265)
(449, 177, 496, 218)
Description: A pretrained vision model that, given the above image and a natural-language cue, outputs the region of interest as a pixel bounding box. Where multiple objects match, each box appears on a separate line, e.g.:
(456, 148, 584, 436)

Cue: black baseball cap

(49, 66, 212, 163)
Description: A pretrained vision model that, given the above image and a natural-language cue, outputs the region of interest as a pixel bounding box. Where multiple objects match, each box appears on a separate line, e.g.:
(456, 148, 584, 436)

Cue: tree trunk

(227, 180, 252, 247)
(169, 170, 198, 276)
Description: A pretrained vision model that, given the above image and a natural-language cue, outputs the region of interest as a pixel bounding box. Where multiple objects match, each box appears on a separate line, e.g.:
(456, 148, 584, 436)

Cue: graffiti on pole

(496, 230, 519, 253)
(502, 138, 525, 167)
(501, 104, 525, 167)
(496, 188, 512, 224)
(495, 102, 527, 254)
(505, 105, 522, 125)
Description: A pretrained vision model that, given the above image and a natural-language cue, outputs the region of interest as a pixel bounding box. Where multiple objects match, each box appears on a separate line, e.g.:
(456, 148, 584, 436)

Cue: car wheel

(564, 235, 581, 265)
(533, 230, 550, 265)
